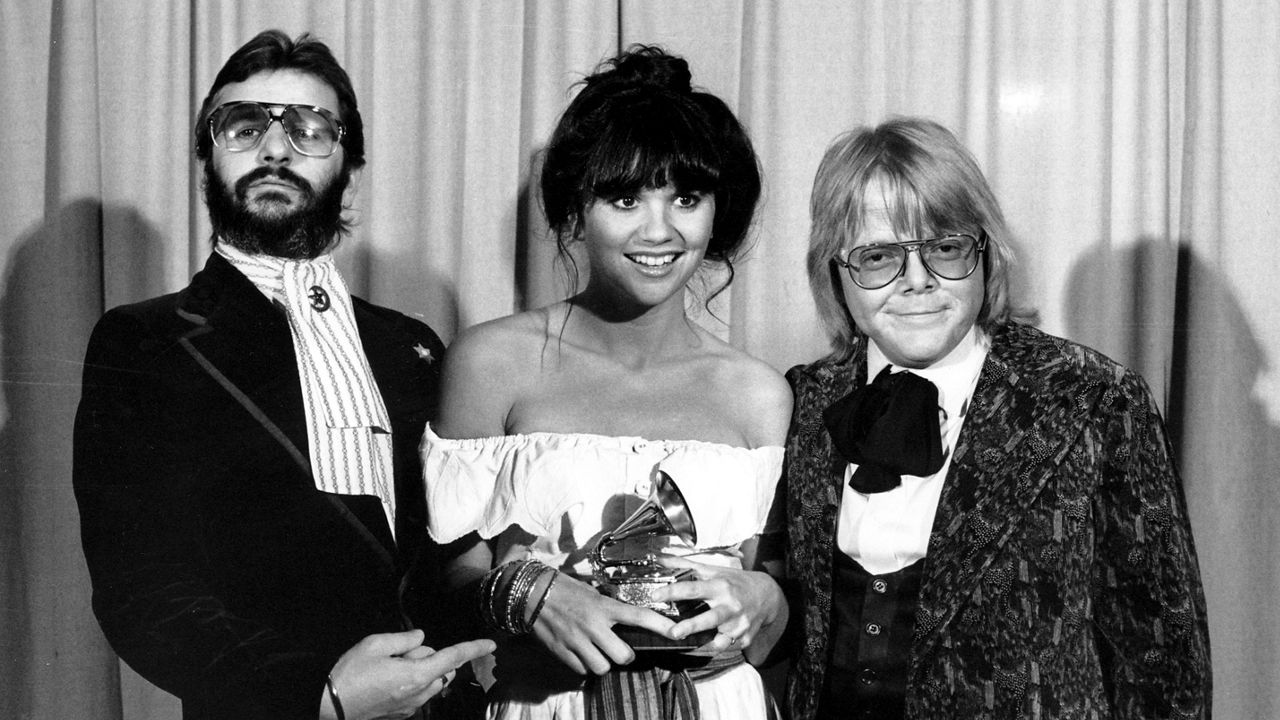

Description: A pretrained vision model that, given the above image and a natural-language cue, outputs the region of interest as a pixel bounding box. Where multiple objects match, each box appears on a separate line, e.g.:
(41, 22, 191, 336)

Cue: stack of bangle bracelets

(478, 559, 559, 636)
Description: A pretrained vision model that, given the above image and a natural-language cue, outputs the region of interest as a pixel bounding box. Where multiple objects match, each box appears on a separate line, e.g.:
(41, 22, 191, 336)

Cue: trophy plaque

(590, 470, 716, 651)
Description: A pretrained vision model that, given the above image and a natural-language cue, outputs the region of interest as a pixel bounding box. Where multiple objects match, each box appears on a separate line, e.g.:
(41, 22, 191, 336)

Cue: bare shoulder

(436, 308, 554, 438)
(701, 335, 793, 447)
(444, 310, 548, 376)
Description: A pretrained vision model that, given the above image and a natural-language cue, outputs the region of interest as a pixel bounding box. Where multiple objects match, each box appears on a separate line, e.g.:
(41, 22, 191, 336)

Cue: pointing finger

(420, 638, 496, 674)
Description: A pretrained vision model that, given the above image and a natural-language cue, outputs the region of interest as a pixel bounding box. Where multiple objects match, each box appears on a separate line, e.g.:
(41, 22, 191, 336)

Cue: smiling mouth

(894, 308, 948, 320)
(626, 252, 681, 268)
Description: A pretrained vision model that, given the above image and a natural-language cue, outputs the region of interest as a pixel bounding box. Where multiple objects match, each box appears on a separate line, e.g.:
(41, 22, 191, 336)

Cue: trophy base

(615, 624, 716, 651)
(615, 599, 715, 651)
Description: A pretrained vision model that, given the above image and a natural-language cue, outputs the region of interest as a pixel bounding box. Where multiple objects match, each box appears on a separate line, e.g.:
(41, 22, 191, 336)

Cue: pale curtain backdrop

(1, 1, 1275, 718)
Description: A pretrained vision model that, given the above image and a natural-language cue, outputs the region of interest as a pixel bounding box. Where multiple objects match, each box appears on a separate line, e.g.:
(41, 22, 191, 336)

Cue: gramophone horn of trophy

(590, 470, 715, 651)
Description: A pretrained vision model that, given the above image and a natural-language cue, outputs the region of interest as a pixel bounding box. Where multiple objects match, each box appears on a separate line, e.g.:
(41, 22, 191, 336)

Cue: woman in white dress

(422, 46, 792, 719)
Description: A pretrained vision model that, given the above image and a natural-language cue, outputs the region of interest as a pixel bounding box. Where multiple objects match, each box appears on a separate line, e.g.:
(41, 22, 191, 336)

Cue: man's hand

(320, 629, 495, 720)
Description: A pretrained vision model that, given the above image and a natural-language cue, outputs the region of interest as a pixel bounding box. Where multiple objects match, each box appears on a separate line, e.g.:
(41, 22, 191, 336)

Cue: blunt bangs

(582, 97, 722, 200)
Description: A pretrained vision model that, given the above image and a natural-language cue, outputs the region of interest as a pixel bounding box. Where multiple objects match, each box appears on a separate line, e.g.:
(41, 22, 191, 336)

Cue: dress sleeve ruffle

(421, 425, 568, 544)
(663, 445, 784, 551)
(421, 424, 785, 549)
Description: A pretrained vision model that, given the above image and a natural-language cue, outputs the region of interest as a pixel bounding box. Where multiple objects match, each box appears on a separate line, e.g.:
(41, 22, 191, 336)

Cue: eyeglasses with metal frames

(833, 233, 987, 290)
(207, 101, 345, 158)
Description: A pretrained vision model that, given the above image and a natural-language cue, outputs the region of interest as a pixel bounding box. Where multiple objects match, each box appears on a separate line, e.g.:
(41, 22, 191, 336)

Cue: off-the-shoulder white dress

(422, 424, 785, 720)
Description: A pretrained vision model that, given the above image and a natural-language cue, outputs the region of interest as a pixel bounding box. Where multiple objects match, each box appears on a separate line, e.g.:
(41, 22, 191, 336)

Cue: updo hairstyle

(540, 45, 762, 293)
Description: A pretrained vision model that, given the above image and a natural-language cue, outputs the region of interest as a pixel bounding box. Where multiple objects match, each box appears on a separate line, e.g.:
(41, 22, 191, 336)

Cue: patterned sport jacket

(783, 321, 1210, 719)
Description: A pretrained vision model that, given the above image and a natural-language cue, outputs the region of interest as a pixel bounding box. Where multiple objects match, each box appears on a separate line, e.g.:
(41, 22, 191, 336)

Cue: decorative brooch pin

(307, 286, 331, 312)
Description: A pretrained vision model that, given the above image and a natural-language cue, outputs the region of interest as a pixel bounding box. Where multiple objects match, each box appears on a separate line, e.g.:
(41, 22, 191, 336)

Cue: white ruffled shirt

(421, 426, 784, 578)
(836, 327, 989, 575)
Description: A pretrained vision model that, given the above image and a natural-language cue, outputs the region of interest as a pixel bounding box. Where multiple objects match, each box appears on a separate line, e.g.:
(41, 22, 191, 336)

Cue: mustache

(234, 166, 314, 197)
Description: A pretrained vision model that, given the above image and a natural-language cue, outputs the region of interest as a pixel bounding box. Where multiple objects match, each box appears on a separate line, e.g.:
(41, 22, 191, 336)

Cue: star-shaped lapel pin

(412, 343, 435, 364)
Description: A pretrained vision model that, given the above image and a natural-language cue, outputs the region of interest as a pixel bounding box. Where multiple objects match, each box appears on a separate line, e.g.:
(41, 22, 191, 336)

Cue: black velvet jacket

(783, 322, 1210, 720)
(73, 253, 445, 720)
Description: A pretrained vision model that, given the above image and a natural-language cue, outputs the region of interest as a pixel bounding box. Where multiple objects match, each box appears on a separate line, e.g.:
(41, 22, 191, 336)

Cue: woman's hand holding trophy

(503, 470, 787, 676)
(588, 471, 717, 652)
(585, 470, 787, 662)
(649, 554, 789, 662)
(526, 568, 677, 675)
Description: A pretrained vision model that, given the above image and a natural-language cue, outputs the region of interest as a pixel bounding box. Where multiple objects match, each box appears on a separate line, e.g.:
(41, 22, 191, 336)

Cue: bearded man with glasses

(73, 29, 492, 720)
(774, 117, 1211, 719)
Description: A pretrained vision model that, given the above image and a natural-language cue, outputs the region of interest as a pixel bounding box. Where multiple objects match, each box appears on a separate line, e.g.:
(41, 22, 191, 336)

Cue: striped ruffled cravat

(217, 243, 396, 530)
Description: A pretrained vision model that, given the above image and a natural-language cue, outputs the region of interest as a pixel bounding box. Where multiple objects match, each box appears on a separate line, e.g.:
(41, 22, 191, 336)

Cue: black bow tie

(822, 366, 946, 493)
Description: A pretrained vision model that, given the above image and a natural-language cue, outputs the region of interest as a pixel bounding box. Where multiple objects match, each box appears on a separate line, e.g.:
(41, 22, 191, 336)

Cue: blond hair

(807, 117, 1018, 360)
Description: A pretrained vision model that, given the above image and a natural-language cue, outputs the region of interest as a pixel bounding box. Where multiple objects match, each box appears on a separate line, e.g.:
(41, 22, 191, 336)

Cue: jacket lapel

(787, 352, 863, 635)
(824, 356, 865, 515)
(911, 324, 1094, 659)
(176, 253, 311, 475)
(354, 301, 434, 423)
(174, 253, 400, 566)
(807, 353, 865, 541)
(352, 300, 437, 553)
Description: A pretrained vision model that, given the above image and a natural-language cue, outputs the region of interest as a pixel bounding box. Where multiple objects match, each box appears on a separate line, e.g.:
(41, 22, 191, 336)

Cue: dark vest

(817, 552, 924, 720)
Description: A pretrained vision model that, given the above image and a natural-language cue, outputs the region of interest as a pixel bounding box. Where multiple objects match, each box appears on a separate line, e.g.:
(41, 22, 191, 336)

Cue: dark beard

(204, 163, 351, 260)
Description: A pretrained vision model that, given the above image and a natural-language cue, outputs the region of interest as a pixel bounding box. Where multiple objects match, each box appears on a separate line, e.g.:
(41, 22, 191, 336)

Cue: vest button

(865, 622, 882, 636)
(871, 579, 888, 593)
(858, 668, 878, 685)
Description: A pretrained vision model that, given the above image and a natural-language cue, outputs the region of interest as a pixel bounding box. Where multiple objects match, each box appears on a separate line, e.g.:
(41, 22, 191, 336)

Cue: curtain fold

(2, 2, 1275, 717)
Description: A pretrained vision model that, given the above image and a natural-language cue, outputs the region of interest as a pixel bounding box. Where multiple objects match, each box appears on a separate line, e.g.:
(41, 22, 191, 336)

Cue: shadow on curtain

(1065, 238, 1279, 718)
(0, 199, 166, 717)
